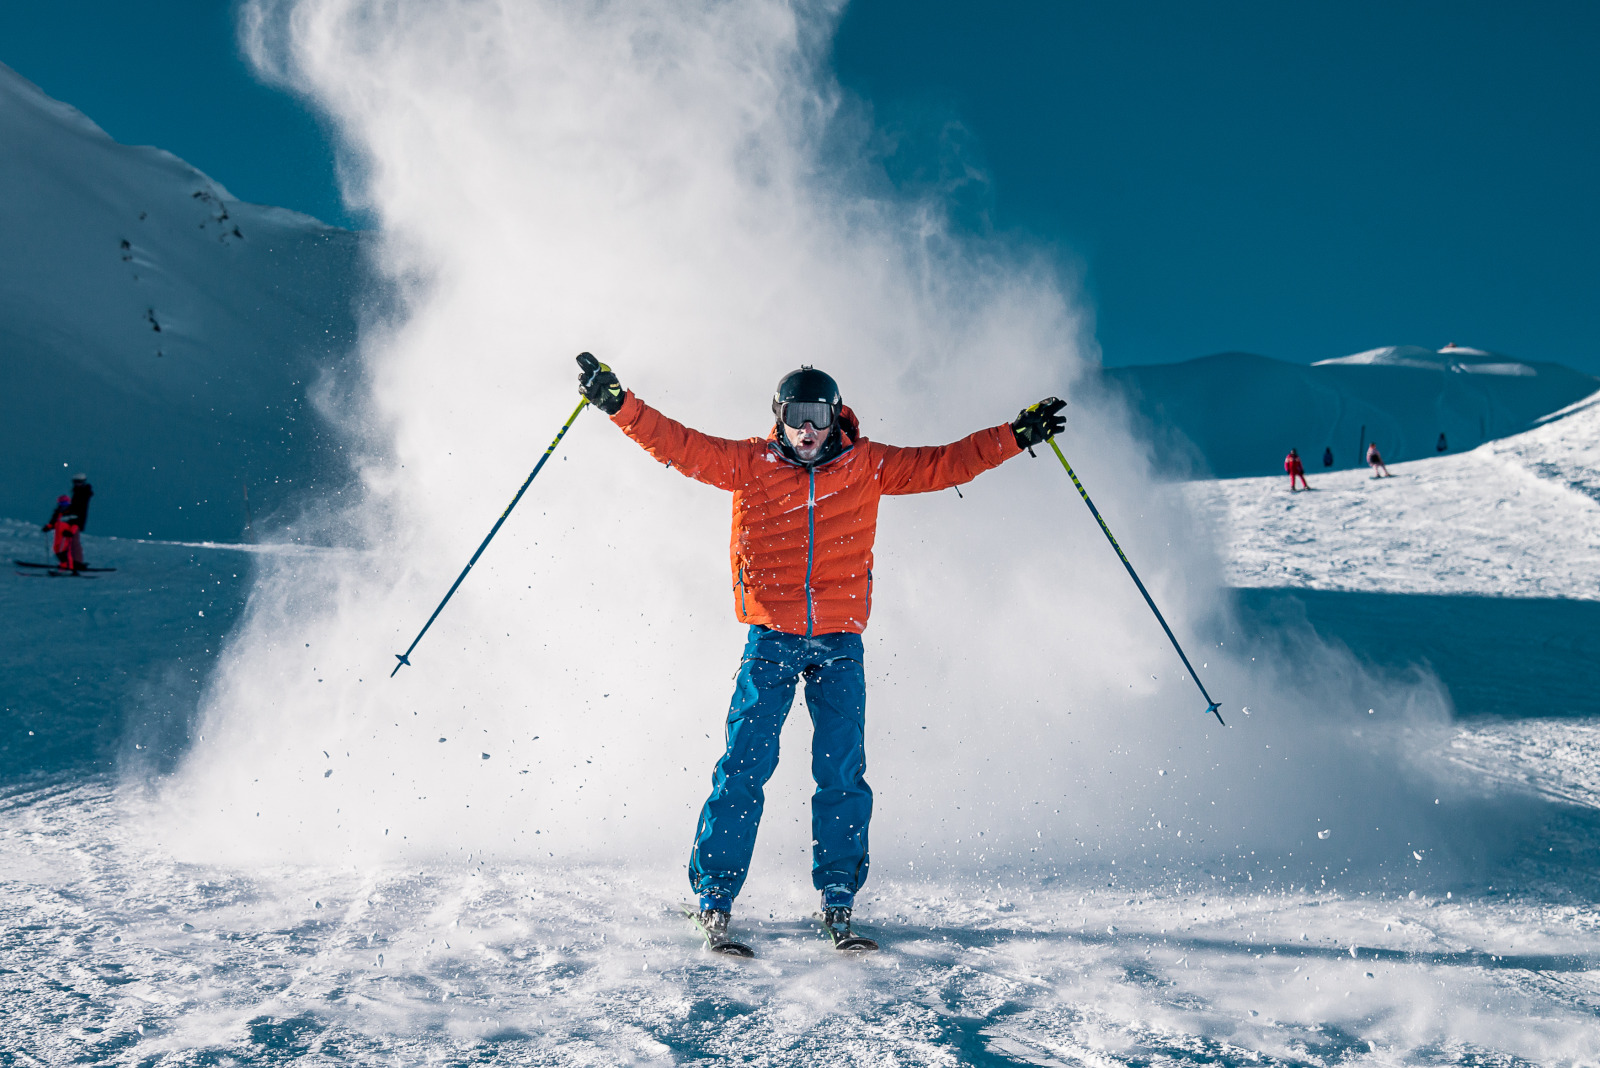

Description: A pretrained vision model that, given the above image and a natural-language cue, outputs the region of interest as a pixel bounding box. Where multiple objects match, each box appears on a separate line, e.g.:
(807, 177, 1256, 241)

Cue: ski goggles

(778, 401, 836, 430)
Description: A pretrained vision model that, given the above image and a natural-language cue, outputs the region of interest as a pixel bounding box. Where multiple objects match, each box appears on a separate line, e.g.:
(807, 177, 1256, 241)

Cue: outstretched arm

(577, 353, 749, 491)
(877, 397, 1065, 495)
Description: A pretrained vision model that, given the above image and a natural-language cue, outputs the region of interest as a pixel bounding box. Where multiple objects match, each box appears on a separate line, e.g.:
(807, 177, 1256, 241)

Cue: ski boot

(818, 905, 879, 953)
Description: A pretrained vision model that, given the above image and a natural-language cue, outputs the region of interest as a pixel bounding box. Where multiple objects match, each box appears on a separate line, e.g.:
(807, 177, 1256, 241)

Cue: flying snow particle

(1317, 829, 1331, 840)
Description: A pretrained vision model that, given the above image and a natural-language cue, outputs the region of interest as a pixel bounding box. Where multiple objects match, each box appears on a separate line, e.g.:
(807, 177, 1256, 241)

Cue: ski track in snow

(8, 407, 1600, 1064)
(1184, 391, 1600, 601)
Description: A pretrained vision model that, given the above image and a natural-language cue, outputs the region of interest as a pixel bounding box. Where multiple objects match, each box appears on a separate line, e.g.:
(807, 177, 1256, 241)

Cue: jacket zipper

(735, 564, 747, 616)
(804, 467, 817, 637)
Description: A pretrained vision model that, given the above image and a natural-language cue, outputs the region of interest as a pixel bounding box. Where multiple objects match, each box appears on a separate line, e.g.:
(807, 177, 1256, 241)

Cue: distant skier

(67, 474, 93, 530)
(1436, 432, 1448, 453)
(1284, 448, 1309, 491)
(1366, 442, 1391, 478)
(1322, 446, 1333, 468)
(576, 353, 1063, 949)
(42, 498, 82, 571)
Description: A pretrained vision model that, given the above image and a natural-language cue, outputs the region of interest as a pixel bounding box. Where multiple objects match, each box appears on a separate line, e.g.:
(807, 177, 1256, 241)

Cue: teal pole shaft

(1046, 439, 1225, 726)
(391, 397, 590, 677)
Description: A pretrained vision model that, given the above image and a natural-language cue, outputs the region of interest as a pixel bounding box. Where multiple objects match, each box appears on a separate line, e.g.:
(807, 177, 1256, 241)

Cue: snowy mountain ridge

(1313, 342, 1536, 376)
(0, 61, 363, 541)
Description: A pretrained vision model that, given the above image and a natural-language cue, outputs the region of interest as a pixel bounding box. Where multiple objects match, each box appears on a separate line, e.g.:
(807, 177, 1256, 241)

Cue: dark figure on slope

(1437, 432, 1448, 453)
(1367, 442, 1391, 478)
(577, 353, 1063, 946)
(67, 474, 94, 529)
(1284, 448, 1309, 491)
(1322, 446, 1334, 468)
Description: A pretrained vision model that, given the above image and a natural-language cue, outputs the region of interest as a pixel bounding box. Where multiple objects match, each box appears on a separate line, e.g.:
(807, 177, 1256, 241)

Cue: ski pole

(1045, 438, 1225, 726)
(391, 395, 590, 676)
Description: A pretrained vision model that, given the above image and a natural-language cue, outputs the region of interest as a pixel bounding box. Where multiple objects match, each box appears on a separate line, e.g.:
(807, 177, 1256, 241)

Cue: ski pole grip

(576, 351, 612, 374)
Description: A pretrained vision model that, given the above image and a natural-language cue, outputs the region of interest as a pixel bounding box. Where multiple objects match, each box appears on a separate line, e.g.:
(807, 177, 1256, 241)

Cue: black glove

(1011, 397, 1066, 450)
(576, 352, 624, 415)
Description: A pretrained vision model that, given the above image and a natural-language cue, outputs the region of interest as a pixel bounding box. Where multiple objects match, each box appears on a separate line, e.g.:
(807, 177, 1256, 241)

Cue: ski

(813, 912, 879, 953)
(15, 569, 97, 579)
(678, 903, 755, 958)
(13, 561, 116, 572)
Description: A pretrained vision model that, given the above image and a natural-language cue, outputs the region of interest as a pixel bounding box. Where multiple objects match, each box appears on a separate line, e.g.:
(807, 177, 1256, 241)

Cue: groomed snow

(1186, 391, 1600, 600)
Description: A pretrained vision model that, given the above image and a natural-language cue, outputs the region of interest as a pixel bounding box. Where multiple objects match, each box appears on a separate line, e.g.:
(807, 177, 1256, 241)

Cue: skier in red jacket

(1284, 448, 1309, 491)
(43, 498, 82, 571)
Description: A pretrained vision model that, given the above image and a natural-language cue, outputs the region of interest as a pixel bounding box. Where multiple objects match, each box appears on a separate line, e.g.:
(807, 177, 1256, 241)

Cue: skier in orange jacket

(577, 354, 1063, 943)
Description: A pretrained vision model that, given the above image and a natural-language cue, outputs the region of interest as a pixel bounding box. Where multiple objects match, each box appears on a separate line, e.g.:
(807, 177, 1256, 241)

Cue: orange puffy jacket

(611, 391, 1021, 636)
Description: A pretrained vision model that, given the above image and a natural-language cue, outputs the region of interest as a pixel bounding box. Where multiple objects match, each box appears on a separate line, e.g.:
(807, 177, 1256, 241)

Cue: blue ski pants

(689, 626, 872, 909)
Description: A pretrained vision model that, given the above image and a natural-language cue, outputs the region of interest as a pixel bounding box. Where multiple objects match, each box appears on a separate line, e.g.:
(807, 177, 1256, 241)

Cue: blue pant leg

(803, 635, 872, 902)
(688, 629, 798, 904)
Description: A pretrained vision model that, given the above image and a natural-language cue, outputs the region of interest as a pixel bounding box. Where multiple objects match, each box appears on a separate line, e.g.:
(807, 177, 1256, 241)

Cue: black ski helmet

(771, 366, 841, 424)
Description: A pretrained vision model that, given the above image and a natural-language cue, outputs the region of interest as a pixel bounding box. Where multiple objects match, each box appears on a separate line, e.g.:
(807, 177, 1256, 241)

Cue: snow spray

(161, 0, 1519, 894)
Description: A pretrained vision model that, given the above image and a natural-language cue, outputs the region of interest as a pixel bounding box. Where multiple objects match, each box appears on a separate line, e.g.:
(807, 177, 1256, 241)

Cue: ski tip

(709, 940, 756, 958)
(390, 653, 410, 677)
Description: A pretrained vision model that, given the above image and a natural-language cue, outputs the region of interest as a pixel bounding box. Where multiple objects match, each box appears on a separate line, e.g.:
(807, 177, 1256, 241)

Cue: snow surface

(0, 62, 363, 542)
(1186, 390, 1600, 601)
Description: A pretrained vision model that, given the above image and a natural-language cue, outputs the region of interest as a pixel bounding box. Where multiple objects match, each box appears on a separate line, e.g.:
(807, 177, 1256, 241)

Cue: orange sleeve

(874, 424, 1023, 495)
(610, 391, 752, 492)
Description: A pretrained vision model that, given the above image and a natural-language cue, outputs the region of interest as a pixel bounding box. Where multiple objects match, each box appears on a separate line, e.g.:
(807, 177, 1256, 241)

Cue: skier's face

(783, 420, 825, 461)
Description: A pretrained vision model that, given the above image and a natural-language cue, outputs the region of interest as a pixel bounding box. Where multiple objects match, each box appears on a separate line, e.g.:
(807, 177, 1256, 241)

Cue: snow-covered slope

(6, 477, 1600, 1063)
(1187, 389, 1600, 600)
(1106, 347, 1597, 481)
(0, 62, 362, 541)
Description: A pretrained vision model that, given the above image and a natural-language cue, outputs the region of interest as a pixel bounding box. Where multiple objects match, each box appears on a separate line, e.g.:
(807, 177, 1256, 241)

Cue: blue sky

(4, 1, 1596, 370)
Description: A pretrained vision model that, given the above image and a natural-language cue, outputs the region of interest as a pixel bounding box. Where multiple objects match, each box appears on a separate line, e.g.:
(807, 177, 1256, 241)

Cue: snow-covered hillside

(1106, 347, 1597, 481)
(1189, 392, 1600, 721)
(0, 62, 362, 541)
(1188, 390, 1600, 600)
